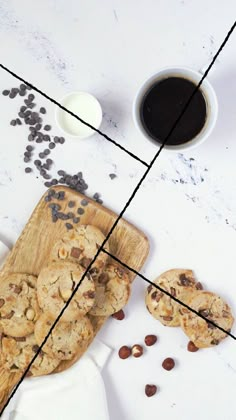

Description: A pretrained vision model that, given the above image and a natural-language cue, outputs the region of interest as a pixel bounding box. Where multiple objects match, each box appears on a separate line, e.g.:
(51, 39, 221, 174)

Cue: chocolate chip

(35, 123, 42, 131)
(67, 212, 74, 219)
(39, 153, 45, 159)
(93, 192, 99, 199)
(211, 339, 219, 345)
(49, 142, 55, 149)
(9, 90, 17, 99)
(59, 137, 65, 144)
(10, 120, 17, 126)
(145, 385, 157, 397)
(54, 136, 60, 143)
(81, 198, 88, 206)
(34, 159, 41, 166)
(70, 247, 82, 258)
(73, 217, 80, 224)
(80, 257, 92, 268)
(32, 345, 40, 353)
(109, 173, 117, 180)
(45, 181, 52, 188)
(2, 89, 10, 96)
(199, 309, 210, 317)
(26, 145, 33, 152)
(187, 341, 199, 352)
(151, 291, 157, 300)
(65, 223, 73, 230)
(83, 290, 95, 299)
(25, 167, 32, 173)
(28, 93, 35, 102)
(98, 273, 109, 284)
(162, 358, 175, 371)
(207, 321, 216, 329)
(51, 179, 58, 185)
(20, 84, 27, 91)
(112, 309, 125, 320)
(24, 157, 30, 163)
(77, 208, 84, 215)
(40, 107, 46, 114)
(15, 336, 26, 342)
(9, 283, 22, 294)
(46, 158, 53, 165)
(68, 201, 75, 208)
(196, 282, 203, 290)
(58, 191, 65, 200)
(118, 346, 131, 359)
(170, 287, 176, 297)
(44, 125, 51, 131)
(27, 102, 36, 109)
(19, 90, 26, 96)
(162, 316, 173, 321)
(0, 298, 5, 307)
(179, 273, 191, 286)
(58, 170, 65, 176)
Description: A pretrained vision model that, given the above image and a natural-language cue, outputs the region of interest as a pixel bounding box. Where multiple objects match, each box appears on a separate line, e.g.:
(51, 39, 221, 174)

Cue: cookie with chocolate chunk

(0, 273, 40, 337)
(50, 225, 109, 278)
(34, 312, 94, 360)
(37, 261, 95, 321)
(89, 264, 130, 316)
(0, 334, 60, 376)
(179, 291, 234, 348)
(145, 269, 202, 327)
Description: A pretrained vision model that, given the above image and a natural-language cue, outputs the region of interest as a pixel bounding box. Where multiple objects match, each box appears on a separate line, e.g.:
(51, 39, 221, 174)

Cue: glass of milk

(55, 91, 103, 138)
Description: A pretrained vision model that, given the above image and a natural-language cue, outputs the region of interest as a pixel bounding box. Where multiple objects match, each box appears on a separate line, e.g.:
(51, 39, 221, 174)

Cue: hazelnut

(131, 344, 143, 358)
(187, 341, 199, 352)
(60, 288, 72, 301)
(162, 357, 175, 371)
(144, 335, 157, 346)
(26, 308, 35, 321)
(112, 310, 125, 320)
(58, 248, 68, 259)
(145, 384, 157, 397)
(118, 346, 131, 359)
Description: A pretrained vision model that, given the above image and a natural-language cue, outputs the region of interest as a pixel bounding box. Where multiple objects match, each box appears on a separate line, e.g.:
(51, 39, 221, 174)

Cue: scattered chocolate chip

(77, 207, 84, 215)
(24, 157, 30, 163)
(112, 309, 125, 320)
(25, 167, 32, 173)
(19, 90, 26, 96)
(145, 385, 157, 397)
(44, 125, 51, 131)
(2, 89, 10, 96)
(118, 346, 131, 359)
(45, 181, 52, 188)
(40, 107, 46, 114)
(73, 217, 80, 224)
(32, 345, 40, 353)
(51, 179, 58, 185)
(28, 134, 35, 142)
(65, 223, 73, 230)
(58, 170, 65, 176)
(10, 120, 17, 126)
(81, 198, 88, 206)
(80, 257, 92, 268)
(46, 158, 53, 165)
(28, 93, 35, 102)
(39, 153, 45, 159)
(109, 173, 117, 180)
(187, 341, 199, 352)
(49, 142, 55, 149)
(145, 335, 157, 346)
(67, 212, 74, 219)
(34, 160, 41, 166)
(98, 273, 109, 284)
(162, 358, 175, 371)
(59, 136, 65, 144)
(68, 201, 75, 208)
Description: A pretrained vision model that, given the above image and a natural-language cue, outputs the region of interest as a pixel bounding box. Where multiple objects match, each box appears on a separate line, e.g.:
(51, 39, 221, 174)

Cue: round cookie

(89, 264, 131, 316)
(145, 269, 203, 327)
(34, 312, 94, 360)
(37, 262, 95, 321)
(50, 225, 109, 278)
(0, 334, 60, 376)
(179, 291, 234, 348)
(0, 273, 40, 337)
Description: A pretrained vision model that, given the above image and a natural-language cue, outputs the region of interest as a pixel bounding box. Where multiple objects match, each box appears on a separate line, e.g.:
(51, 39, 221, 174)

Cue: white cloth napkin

(0, 240, 111, 420)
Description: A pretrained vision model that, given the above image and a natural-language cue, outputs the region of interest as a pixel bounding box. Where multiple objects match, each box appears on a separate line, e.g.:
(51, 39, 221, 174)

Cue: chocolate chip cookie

(0, 334, 60, 376)
(37, 261, 95, 321)
(89, 263, 131, 316)
(179, 291, 234, 348)
(0, 273, 40, 337)
(145, 269, 202, 327)
(50, 224, 109, 278)
(34, 312, 94, 360)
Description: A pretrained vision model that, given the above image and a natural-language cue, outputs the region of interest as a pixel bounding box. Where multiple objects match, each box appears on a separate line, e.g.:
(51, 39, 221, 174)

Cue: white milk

(58, 92, 102, 138)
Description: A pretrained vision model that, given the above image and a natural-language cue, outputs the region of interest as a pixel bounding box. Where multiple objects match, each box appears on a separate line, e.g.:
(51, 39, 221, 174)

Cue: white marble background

(1, 1, 236, 419)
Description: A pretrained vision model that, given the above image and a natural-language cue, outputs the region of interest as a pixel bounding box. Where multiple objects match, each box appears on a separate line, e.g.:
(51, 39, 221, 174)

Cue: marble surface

(1, 1, 236, 419)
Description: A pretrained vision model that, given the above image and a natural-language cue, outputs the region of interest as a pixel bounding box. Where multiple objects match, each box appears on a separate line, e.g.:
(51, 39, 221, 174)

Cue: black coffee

(140, 77, 207, 146)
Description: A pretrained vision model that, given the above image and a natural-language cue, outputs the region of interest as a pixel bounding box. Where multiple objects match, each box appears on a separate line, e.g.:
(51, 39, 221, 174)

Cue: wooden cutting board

(0, 185, 150, 375)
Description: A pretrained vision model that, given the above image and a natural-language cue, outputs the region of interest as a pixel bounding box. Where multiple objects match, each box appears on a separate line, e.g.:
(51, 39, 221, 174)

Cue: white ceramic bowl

(133, 66, 218, 151)
(55, 91, 102, 139)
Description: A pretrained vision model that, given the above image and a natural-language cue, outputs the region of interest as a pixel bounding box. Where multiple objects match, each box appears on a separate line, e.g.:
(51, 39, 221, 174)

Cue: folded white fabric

(0, 240, 111, 420)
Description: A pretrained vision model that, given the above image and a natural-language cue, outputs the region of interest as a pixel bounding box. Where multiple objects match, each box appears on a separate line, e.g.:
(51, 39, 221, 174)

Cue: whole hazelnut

(144, 335, 157, 346)
(112, 309, 125, 320)
(26, 308, 35, 321)
(145, 384, 157, 397)
(187, 341, 199, 352)
(118, 346, 131, 359)
(131, 344, 143, 358)
(162, 357, 175, 371)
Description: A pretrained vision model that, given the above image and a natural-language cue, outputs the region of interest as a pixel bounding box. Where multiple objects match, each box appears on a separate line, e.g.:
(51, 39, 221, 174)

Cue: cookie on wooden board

(37, 261, 95, 321)
(50, 224, 109, 278)
(89, 263, 130, 316)
(145, 269, 203, 327)
(34, 312, 94, 360)
(179, 290, 234, 348)
(0, 334, 60, 376)
(0, 273, 40, 337)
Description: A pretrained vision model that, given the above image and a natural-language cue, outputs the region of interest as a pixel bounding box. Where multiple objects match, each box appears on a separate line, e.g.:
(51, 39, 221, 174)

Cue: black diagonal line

(0, 63, 148, 167)
(1, 20, 235, 417)
(102, 248, 236, 339)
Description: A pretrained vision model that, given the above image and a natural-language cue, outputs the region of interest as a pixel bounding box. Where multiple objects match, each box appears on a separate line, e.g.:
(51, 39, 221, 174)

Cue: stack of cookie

(145, 269, 234, 348)
(0, 224, 131, 405)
